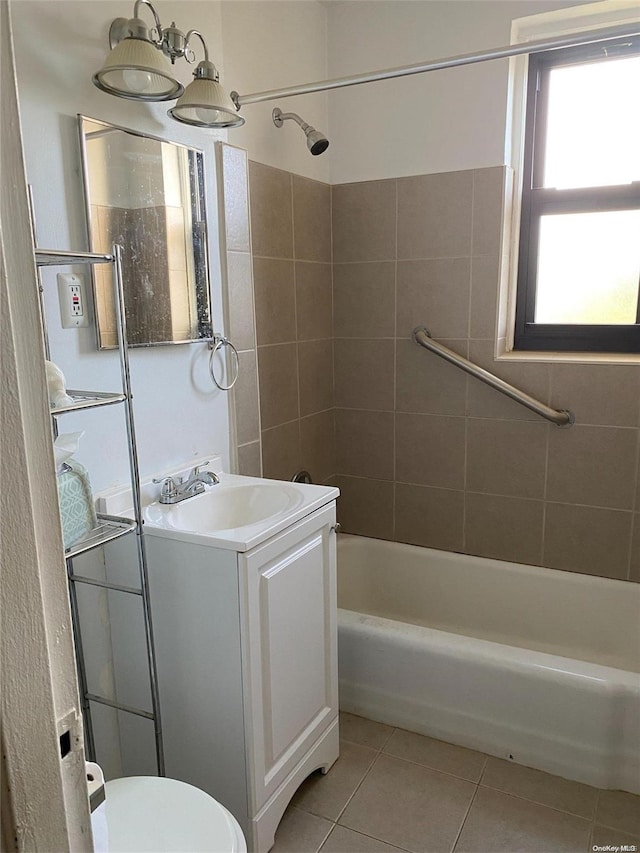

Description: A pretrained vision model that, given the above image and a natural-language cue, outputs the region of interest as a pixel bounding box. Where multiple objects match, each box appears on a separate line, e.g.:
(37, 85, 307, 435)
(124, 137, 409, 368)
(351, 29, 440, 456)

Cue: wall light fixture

(92, 0, 244, 128)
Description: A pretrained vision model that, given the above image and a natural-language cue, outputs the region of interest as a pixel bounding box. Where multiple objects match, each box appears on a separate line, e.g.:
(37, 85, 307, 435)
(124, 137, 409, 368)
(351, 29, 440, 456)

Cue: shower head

(272, 107, 329, 156)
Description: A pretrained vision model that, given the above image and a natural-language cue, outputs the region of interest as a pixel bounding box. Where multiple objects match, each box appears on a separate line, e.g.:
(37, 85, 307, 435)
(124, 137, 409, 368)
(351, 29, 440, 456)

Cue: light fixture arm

(183, 30, 210, 63)
(133, 0, 163, 39)
(109, 0, 164, 48)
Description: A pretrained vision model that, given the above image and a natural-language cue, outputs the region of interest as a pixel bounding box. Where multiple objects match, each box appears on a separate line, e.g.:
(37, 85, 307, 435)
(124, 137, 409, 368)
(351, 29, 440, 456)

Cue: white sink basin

(145, 482, 304, 533)
(142, 473, 339, 552)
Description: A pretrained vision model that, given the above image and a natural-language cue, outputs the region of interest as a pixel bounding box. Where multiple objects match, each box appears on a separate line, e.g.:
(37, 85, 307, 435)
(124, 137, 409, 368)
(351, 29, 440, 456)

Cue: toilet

(102, 776, 247, 852)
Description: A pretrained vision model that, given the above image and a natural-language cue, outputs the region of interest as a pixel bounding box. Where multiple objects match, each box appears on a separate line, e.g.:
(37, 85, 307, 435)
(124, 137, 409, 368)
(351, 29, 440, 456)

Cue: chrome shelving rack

(35, 245, 165, 775)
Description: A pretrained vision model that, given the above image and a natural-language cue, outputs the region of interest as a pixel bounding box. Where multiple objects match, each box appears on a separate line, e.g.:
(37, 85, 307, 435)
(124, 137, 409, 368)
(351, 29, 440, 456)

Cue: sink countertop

(142, 472, 339, 552)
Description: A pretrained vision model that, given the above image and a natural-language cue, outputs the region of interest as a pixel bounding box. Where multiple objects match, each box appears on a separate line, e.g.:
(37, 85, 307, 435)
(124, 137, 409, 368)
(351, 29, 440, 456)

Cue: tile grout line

(450, 780, 481, 853)
(393, 178, 399, 541)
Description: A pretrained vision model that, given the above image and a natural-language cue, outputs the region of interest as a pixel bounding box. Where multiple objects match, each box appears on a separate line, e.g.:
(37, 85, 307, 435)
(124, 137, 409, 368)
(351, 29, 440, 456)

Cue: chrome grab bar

(412, 326, 574, 427)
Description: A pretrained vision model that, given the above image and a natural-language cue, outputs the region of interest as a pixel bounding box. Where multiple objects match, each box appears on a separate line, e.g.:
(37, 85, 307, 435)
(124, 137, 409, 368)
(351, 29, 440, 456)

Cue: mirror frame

(77, 114, 213, 350)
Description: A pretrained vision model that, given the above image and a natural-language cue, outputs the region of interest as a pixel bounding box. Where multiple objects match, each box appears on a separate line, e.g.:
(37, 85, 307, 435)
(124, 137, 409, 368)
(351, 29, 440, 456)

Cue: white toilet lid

(104, 776, 247, 853)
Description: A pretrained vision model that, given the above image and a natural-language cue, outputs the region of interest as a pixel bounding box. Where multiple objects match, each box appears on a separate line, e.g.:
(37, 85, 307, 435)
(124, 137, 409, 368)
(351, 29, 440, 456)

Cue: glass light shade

(93, 37, 183, 101)
(169, 78, 245, 128)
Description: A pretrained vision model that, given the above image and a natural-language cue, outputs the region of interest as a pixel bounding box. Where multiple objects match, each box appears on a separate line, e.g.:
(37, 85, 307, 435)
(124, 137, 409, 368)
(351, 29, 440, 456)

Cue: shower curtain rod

(231, 22, 639, 108)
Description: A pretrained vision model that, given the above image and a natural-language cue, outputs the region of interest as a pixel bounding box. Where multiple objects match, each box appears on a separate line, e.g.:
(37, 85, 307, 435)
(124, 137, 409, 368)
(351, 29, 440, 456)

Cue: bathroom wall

(248, 160, 335, 484)
(11, 0, 231, 493)
(331, 167, 640, 583)
(220, 0, 330, 182)
(326, 0, 599, 183)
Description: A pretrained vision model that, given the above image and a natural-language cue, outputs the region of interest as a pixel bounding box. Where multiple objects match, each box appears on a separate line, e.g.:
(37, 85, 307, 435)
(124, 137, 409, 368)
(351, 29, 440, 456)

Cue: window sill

(496, 339, 640, 366)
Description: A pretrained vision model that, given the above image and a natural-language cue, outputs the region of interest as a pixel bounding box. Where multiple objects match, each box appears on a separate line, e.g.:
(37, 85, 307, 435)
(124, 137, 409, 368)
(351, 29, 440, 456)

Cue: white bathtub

(337, 534, 640, 793)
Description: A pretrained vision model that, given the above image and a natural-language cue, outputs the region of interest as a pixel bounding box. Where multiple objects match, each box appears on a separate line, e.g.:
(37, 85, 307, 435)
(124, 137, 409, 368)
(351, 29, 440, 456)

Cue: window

(515, 35, 640, 352)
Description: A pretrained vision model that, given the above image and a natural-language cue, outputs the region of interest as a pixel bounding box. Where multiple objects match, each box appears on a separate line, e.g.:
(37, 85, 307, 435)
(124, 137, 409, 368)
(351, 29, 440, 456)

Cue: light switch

(57, 273, 89, 328)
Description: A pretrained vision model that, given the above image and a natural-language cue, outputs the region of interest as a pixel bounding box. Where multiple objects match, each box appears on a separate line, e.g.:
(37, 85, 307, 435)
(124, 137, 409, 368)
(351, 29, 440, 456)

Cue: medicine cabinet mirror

(79, 116, 212, 349)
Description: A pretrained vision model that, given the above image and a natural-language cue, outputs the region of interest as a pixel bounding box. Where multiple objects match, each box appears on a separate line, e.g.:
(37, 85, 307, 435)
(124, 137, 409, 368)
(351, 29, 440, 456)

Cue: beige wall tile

(395, 338, 468, 416)
(293, 175, 331, 262)
(334, 339, 395, 411)
(249, 161, 293, 259)
(630, 514, 640, 582)
(465, 493, 544, 565)
(221, 145, 250, 252)
(296, 262, 332, 341)
(300, 410, 336, 485)
(299, 339, 334, 417)
(226, 251, 255, 351)
(261, 420, 302, 482)
(455, 787, 591, 853)
(550, 363, 640, 427)
(472, 167, 505, 256)
(395, 413, 466, 489)
(233, 350, 260, 445)
(543, 503, 632, 579)
(335, 409, 394, 480)
(469, 255, 500, 339)
(258, 343, 299, 429)
(333, 262, 396, 338)
(466, 419, 548, 499)
(397, 170, 473, 259)
(396, 258, 471, 339)
(467, 341, 550, 421)
(335, 476, 394, 539)
(237, 441, 261, 477)
(394, 484, 464, 551)
(253, 257, 296, 345)
(332, 180, 396, 262)
(546, 426, 638, 510)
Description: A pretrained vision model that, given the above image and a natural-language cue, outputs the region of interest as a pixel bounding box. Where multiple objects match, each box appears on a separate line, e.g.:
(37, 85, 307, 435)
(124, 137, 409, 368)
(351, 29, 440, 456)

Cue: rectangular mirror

(78, 116, 213, 349)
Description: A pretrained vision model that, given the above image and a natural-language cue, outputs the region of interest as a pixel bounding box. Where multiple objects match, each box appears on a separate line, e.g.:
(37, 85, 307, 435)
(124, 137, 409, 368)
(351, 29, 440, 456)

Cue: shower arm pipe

(275, 110, 313, 133)
(231, 22, 639, 107)
(413, 327, 574, 427)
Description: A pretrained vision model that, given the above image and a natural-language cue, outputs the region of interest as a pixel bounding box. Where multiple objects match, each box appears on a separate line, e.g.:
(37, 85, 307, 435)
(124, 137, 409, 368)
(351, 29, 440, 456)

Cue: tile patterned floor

(271, 713, 640, 853)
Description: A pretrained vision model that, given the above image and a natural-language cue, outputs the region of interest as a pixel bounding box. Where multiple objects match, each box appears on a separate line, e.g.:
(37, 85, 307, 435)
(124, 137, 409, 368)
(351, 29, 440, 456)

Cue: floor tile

(596, 790, 640, 836)
(384, 729, 487, 783)
(271, 806, 334, 853)
(291, 741, 378, 822)
(591, 824, 640, 851)
(454, 787, 592, 853)
(339, 753, 475, 853)
(340, 712, 395, 750)
(320, 825, 406, 853)
(481, 757, 598, 819)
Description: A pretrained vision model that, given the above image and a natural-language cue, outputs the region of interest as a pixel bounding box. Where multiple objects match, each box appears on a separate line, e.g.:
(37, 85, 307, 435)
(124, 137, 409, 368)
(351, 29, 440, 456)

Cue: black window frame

(515, 35, 640, 353)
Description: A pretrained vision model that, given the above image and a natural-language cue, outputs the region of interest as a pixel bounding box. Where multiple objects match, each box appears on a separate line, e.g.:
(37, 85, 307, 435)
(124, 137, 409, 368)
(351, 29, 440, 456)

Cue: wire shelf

(65, 514, 136, 559)
(51, 390, 126, 415)
(35, 249, 113, 267)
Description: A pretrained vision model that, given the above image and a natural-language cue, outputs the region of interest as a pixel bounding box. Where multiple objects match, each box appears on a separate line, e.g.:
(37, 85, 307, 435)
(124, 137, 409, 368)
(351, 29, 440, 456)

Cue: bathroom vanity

(143, 473, 339, 853)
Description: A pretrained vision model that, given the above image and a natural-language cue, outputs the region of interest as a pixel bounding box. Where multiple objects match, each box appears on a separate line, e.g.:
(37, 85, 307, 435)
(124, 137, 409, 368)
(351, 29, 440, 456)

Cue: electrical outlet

(57, 273, 89, 328)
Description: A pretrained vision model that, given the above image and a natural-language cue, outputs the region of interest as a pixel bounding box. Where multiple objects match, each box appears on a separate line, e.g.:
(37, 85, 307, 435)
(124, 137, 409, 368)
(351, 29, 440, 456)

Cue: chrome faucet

(153, 463, 219, 505)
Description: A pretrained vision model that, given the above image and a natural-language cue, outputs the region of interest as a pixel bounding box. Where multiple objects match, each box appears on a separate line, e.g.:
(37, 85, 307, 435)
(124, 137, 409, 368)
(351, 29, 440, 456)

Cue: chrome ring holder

(208, 334, 239, 391)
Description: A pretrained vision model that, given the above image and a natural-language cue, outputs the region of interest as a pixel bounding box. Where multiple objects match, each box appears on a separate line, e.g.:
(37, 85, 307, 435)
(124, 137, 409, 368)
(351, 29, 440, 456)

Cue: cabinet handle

(331, 523, 341, 534)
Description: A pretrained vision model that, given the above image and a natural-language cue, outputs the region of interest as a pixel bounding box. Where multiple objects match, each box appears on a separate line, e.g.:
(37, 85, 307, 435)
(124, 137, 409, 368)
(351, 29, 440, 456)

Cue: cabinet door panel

(241, 504, 337, 810)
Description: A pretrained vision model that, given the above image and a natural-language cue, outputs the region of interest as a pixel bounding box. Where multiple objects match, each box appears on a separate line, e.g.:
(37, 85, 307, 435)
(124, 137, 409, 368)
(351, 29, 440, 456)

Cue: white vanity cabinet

(145, 499, 339, 853)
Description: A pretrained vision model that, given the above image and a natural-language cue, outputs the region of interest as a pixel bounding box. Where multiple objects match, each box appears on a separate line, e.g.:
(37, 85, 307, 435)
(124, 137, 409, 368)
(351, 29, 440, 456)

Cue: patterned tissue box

(57, 461, 98, 550)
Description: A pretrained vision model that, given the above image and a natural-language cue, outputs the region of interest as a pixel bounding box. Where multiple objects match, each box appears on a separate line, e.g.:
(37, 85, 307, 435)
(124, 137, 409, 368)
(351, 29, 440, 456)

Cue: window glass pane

(543, 56, 640, 189)
(535, 210, 640, 324)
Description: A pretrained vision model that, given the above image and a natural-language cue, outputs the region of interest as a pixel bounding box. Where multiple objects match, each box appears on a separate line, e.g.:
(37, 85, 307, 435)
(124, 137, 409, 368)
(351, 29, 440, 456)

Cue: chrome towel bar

(412, 326, 574, 427)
